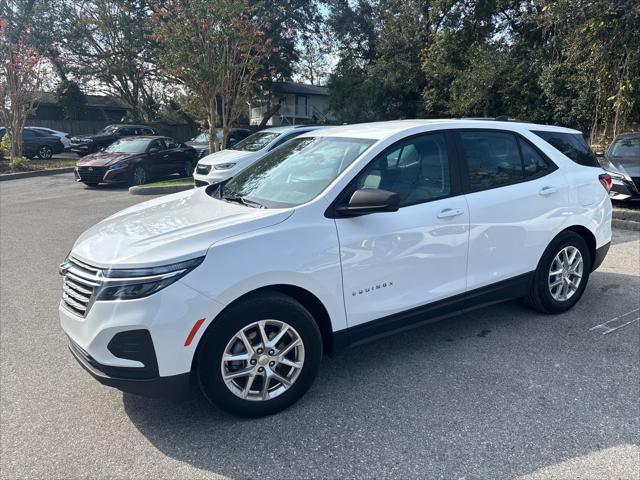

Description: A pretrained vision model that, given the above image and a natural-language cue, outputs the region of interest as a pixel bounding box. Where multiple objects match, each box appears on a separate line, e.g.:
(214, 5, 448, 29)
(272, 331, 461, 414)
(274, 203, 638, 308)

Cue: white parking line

(590, 308, 640, 335)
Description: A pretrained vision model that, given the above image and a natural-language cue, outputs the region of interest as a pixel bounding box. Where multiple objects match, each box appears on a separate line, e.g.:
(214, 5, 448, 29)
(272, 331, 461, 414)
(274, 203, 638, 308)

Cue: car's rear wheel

(181, 160, 194, 177)
(197, 292, 322, 417)
(524, 231, 591, 314)
(132, 165, 147, 185)
(38, 145, 53, 159)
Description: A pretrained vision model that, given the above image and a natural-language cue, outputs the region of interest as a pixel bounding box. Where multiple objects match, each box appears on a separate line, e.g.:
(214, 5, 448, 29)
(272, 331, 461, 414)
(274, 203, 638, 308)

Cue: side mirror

(594, 151, 605, 158)
(148, 147, 160, 153)
(336, 188, 400, 216)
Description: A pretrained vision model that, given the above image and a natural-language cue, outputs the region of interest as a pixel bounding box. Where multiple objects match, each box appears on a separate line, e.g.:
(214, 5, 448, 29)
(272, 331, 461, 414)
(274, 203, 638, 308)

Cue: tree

(59, 0, 161, 121)
(327, 0, 436, 122)
(55, 79, 86, 120)
(152, 0, 269, 151)
(0, 0, 45, 165)
(251, 0, 321, 126)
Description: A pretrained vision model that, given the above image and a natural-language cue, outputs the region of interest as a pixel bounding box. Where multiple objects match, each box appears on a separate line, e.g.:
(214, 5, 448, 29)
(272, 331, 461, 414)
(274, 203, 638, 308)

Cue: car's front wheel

(181, 160, 194, 177)
(197, 292, 322, 417)
(524, 231, 591, 314)
(132, 165, 148, 185)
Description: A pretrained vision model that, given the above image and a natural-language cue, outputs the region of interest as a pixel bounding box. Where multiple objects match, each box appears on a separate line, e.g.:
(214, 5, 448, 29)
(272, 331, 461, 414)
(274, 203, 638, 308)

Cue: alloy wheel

(221, 320, 305, 401)
(183, 160, 194, 177)
(38, 146, 53, 159)
(548, 246, 583, 301)
(133, 166, 147, 185)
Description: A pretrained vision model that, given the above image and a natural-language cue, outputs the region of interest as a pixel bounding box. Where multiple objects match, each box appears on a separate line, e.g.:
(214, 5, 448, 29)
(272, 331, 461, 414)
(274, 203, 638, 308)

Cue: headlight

(213, 163, 236, 170)
(107, 162, 129, 171)
(96, 257, 204, 301)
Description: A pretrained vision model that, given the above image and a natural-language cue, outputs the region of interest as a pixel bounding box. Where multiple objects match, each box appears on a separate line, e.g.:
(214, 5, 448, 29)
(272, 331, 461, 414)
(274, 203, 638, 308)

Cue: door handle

(539, 186, 557, 196)
(437, 208, 464, 219)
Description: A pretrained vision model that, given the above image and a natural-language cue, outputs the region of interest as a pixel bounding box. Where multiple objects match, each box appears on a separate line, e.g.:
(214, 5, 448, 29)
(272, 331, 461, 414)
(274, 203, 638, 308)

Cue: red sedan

(74, 136, 197, 187)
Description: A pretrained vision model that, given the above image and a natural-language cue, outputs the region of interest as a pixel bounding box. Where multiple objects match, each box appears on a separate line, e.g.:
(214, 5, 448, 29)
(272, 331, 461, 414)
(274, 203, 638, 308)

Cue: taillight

(599, 173, 613, 192)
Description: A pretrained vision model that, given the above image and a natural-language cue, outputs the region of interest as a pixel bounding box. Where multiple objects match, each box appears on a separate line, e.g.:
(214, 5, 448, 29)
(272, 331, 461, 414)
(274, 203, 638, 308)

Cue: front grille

(62, 257, 102, 317)
(196, 164, 211, 175)
(76, 166, 107, 183)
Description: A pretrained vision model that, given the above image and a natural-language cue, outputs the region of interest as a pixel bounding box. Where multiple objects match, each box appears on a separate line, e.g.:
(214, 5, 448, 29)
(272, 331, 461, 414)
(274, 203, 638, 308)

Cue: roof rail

(461, 116, 529, 123)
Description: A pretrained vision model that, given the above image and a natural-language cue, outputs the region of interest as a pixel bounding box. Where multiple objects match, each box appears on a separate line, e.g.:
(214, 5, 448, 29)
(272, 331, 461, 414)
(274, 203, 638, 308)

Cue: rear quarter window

(532, 131, 599, 167)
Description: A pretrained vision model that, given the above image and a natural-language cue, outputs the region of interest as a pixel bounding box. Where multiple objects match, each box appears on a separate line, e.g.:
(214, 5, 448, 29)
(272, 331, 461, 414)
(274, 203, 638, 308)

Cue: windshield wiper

(222, 194, 265, 209)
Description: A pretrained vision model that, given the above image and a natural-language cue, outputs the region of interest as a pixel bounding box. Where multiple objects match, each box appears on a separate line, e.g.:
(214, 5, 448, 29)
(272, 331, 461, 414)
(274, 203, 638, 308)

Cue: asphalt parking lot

(1, 173, 639, 480)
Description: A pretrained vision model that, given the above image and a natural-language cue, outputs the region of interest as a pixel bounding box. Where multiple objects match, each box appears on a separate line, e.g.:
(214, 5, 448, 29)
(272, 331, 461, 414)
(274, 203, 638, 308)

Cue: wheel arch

(562, 225, 596, 266)
(190, 284, 335, 375)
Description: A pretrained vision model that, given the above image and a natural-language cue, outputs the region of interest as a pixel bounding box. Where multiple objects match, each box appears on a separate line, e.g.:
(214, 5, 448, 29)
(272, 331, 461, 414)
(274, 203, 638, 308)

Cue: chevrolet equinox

(59, 120, 613, 417)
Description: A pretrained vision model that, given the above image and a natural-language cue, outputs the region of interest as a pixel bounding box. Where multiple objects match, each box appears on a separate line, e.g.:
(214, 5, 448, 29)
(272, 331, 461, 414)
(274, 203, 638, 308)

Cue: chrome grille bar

(61, 256, 103, 317)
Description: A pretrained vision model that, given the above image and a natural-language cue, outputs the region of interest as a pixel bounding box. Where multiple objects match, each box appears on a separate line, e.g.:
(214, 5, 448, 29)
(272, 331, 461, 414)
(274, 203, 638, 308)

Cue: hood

(71, 187, 293, 268)
(604, 155, 640, 178)
(73, 133, 115, 141)
(186, 140, 208, 148)
(198, 149, 255, 166)
(76, 152, 139, 167)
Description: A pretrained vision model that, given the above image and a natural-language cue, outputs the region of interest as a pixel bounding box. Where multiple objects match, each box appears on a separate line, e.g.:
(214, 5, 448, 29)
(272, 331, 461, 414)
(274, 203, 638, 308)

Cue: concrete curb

(0, 167, 75, 181)
(613, 208, 640, 223)
(613, 218, 640, 232)
(129, 184, 194, 195)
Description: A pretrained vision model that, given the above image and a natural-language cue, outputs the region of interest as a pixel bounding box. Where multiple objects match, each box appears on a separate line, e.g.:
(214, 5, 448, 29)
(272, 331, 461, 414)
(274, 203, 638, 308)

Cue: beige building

(250, 82, 336, 126)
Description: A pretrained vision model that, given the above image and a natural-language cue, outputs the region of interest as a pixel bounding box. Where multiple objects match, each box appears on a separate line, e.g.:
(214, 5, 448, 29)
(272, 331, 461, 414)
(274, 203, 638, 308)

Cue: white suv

(59, 120, 612, 417)
(193, 125, 327, 187)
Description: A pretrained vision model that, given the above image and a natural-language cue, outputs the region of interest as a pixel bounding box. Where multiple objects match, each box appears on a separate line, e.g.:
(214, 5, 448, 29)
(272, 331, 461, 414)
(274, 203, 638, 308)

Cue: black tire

(181, 159, 194, 177)
(132, 165, 147, 185)
(197, 291, 322, 417)
(37, 145, 53, 159)
(524, 231, 592, 314)
(92, 144, 106, 153)
(83, 182, 99, 187)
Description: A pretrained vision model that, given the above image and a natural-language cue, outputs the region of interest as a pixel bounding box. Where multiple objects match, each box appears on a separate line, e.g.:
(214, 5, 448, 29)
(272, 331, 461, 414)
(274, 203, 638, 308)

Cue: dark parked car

(74, 136, 197, 187)
(70, 124, 157, 156)
(598, 132, 640, 201)
(0, 127, 65, 159)
(186, 128, 252, 158)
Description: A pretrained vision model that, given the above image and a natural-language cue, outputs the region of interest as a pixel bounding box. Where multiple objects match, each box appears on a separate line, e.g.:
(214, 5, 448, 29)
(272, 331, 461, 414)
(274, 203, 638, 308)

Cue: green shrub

(0, 135, 10, 159)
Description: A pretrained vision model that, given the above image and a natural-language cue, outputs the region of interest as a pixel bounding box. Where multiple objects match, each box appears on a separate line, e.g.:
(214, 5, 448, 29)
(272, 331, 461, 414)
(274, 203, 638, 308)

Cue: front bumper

(71, 144, 92, 155)
(75, 166, 131, 185)
(68, 338, 192, 400)
(60, 279, 224, 398)
(193, 168, 237, 186)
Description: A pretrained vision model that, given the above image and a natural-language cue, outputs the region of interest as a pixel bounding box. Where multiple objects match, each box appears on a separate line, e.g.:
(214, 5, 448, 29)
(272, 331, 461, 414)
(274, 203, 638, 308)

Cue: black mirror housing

(336, 188, 400, 216)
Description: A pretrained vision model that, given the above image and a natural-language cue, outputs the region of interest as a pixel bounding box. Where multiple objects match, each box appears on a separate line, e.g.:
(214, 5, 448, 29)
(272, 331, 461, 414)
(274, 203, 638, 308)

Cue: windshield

(222, 137, 375, 208)
(97, 125, 118, 135)
(105, 138, 149, 154)
(193, 132, 209, 142)
(610, 137, 640, 158)
(231, 131, 281, 152)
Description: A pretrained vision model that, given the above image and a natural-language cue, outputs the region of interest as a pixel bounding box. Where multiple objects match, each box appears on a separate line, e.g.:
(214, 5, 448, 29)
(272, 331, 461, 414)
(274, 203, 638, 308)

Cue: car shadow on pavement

(123, 270, 639, 479)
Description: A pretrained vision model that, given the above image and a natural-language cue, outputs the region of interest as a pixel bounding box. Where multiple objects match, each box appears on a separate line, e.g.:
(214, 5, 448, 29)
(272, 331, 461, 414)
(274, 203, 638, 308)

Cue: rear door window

(459, 130, 553, 191)
(532, 131, 599, 167)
